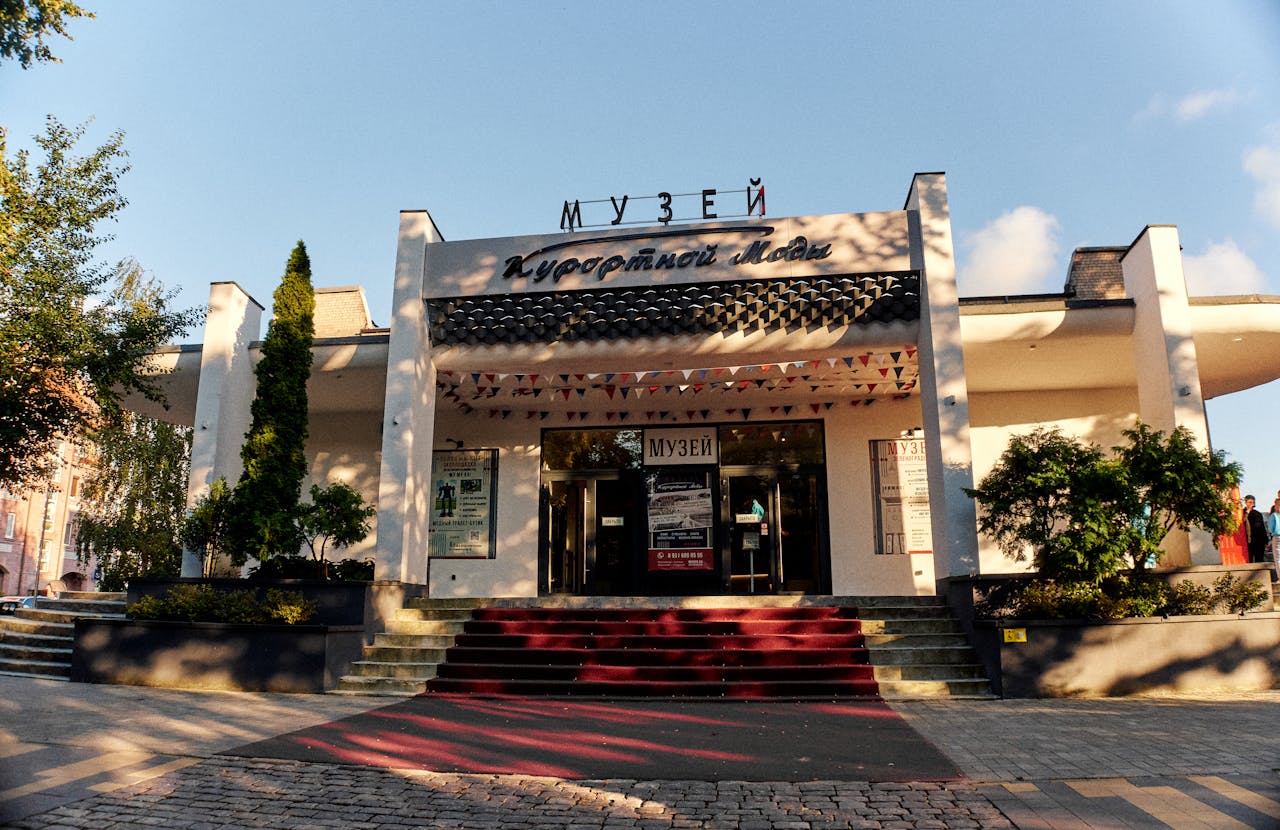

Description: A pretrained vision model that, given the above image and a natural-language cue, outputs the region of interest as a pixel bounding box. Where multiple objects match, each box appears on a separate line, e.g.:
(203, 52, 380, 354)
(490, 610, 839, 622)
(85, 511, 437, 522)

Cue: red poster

(648, 548, 714, 571)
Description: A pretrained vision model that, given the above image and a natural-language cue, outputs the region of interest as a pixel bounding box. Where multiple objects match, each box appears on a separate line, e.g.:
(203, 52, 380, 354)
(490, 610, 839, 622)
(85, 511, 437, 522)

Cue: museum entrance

(723, 467, 828, 595)
(539, 422, 831, 596)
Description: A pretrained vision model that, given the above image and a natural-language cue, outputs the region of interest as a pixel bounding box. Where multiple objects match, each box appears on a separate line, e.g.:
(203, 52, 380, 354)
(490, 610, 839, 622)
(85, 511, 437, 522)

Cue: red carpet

(426, 606, 880, 698)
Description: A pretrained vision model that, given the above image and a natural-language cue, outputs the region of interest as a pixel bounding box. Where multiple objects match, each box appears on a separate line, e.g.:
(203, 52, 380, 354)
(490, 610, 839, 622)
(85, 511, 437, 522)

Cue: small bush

(331, 558, 374, 581)
(1210, 573, 1268, 614)
(126, 584, 316, 624)
(247, 555, 373, 581)
(1163, 580, 1214, 615)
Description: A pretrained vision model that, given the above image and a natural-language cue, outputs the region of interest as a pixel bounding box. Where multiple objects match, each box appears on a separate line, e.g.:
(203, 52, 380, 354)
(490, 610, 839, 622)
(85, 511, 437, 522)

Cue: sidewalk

(1, 675, 1277, 829)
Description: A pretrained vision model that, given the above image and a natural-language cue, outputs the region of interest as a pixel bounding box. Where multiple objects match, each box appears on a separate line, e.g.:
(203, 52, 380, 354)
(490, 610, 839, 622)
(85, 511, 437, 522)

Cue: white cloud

(959, 207, 1062, 296)
(1174, 88, 1241, 122)
(1244, 138, 1280, 230)
(1182, 239, 1266, 295)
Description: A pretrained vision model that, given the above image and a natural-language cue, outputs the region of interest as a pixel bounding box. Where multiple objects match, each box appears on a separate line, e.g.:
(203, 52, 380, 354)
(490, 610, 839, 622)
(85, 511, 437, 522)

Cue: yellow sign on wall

(1002, 628, 1028, 643)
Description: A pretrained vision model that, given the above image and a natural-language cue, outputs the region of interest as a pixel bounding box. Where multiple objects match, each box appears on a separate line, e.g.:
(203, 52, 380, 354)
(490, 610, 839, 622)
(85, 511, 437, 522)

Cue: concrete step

(0, 657, 71, 679)
(0, 630, 70, 650)
(348, 661, 442, 679)
(38, 598, 127, 615)
(876, 678, 994, 698)
(373, 633, 457, 649)
(863, 632, 969, 648)
(333, 676, 431, 696)
(865, 645, 980, 665)
(60, 591, 126, 602)
(361, 646, 450, 663)
(860, 617, 962, 635)
(385, 618, 469, 635)
(0, 643, 73, 663)
(18, 607, 124, 625)
(870, 663, 989, 681)
(0, 616, 74, 639)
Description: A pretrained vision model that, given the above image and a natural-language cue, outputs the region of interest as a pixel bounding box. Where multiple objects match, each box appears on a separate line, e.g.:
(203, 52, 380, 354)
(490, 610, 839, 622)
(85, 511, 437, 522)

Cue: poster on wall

(869, 438, 933, 555)
(428, 449, 498, 558)
(646, 470, 715, 571)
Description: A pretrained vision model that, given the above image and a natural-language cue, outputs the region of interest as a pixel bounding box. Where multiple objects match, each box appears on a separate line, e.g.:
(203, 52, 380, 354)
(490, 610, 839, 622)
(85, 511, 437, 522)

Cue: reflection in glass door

(722, 468, 829, 595)
(726, 474, 773, 594)
(541, 475, 640, 595)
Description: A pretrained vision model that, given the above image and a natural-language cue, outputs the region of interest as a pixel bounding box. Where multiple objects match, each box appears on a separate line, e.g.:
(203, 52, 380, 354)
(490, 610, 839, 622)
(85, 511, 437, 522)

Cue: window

(4, 512, 14, 539)
(63, 514, 77, 548)
(69, 476, 80, 498)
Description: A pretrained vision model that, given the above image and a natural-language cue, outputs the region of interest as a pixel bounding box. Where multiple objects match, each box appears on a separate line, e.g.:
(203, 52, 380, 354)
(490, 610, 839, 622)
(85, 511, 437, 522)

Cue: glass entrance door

(541, 475, 641, 595)
(725, 474, 774, 594)
(722, 467, 829, 595)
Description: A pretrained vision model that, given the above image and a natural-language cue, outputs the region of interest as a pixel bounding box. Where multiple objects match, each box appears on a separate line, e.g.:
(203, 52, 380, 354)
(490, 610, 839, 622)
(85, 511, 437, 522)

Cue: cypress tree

(225, 241, 315, 562)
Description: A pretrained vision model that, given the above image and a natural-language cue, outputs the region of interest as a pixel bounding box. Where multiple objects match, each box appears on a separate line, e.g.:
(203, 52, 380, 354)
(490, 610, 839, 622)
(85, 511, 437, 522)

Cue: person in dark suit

(1243, 495, 1269, 564)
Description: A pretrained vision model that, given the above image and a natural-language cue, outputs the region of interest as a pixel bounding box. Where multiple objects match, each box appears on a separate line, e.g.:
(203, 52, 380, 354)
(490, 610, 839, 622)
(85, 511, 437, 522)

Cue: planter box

(973, 612, 1280, 697)
(941, 564, 1278, 697)
(70, 618, 365, 693)
(125, 577, 427, 644)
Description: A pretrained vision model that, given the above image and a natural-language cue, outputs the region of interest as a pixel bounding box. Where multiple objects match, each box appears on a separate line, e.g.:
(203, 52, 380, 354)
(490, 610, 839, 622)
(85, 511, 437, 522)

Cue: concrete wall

(305, 411, 384, 563)
(426, 409, 542, 598)
(825, 399, 939, 595)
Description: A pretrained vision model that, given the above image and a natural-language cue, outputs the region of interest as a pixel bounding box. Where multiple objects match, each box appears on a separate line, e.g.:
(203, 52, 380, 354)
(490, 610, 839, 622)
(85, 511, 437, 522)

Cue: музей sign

(559, 178, 766, 230)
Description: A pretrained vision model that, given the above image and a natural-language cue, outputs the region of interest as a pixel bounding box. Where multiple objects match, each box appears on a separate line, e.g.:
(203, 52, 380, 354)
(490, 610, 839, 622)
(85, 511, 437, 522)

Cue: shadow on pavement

(224, 695, 960, 782)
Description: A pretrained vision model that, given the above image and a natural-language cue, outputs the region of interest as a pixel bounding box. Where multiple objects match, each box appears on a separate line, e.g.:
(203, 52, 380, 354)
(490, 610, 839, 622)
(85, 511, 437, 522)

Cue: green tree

(74, 411, 191, 591)
(967, 422, 1241, 584)
(180, 477, 232, 578)
(298, 482, 376, 574)
(0, 119, 199, 490)
(0, 0, 92, 68)
(224, 241, 315, 563)
(1110, 422, 1241, 575)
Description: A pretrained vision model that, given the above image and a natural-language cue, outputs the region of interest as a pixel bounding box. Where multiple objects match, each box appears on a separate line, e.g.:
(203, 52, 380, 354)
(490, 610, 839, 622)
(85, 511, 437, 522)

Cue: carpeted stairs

(424, 606, 880, 697)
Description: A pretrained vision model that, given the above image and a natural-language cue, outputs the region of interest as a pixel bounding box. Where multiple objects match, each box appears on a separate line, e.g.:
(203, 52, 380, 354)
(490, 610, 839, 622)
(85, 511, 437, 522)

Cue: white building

(134, 173, 1280, 598)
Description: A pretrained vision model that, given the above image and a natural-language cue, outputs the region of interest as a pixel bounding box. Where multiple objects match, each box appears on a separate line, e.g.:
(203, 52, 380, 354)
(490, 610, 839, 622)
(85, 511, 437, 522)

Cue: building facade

(0, 440, 94, 596)
(135, 173, 1280, 598)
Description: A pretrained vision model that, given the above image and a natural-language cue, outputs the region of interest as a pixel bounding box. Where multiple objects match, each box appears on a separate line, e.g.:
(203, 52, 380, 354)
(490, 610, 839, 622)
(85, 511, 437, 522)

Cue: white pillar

(906, 173, 981, 582)
(182, 282, 262, 576)
(374, 210, 442, 585)
(1121, 225, 1215, 565)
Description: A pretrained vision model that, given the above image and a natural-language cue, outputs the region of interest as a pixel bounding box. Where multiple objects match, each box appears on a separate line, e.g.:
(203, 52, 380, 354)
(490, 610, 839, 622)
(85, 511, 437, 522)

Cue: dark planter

(71, 618, 365, 693)
(125, 577, 427, 643)
(972, 612, 1280, 697)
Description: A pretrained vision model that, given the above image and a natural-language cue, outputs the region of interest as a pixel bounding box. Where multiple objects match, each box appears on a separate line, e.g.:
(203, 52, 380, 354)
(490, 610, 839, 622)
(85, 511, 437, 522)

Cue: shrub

(1164, 580, 1214, 615)
(1210, 573, 1268, 614)
(126, 584, 316, 624)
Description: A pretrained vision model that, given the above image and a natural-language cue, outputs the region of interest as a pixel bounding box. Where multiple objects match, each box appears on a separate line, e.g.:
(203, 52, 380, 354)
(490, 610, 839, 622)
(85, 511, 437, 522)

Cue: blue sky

(3, 1, 1279, 496)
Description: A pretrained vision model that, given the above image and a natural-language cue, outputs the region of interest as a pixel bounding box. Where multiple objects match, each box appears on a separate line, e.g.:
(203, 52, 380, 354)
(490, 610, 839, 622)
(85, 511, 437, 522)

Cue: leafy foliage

(979, 573, 1269, 620)
(247, 554, 374, 581)
(179, 477, 232, 578)
(224, 241, 314, 562)
(298, 482, 376, 568)
(966, 423, 1241, 583)
(74, 411, 191, 591)
(0, 0, 92, 68)
(127, 584, 316, 625)
(0, 119, 199, 489)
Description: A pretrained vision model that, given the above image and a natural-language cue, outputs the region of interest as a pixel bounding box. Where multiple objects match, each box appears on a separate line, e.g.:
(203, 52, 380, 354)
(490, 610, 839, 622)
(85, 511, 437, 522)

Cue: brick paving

(2, 758, 1013, 829)
(2, 678, 1278, 829)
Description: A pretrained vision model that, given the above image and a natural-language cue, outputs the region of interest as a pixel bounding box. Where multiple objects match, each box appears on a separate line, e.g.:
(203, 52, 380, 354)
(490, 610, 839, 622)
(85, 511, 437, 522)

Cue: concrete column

(182, 282, 263, 576)
(905, 173, 981, 583)
(374, 210, 443, 585)
(1121, 225, 1215, 565)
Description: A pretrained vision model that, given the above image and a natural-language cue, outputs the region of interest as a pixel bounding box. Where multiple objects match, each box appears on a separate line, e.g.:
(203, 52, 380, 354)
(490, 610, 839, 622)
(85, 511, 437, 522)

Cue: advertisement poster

(869, 438, 933, 555)
(646, 470, 714, 571)
(428, 449, 498, 558)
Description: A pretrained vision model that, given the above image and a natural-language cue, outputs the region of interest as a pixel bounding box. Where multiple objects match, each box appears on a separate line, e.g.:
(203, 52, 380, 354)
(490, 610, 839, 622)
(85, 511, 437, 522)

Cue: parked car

(0, 596, 36, 615)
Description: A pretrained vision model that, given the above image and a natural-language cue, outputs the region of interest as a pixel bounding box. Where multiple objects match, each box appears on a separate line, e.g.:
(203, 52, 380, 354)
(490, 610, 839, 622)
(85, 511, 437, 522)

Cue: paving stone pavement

(1, 676, 1278, 830)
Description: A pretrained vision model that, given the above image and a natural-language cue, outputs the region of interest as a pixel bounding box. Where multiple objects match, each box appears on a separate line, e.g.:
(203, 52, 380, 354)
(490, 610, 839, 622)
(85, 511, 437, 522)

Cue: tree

(75, 411, 191, 591)
(966, 422, 1242, 584)
(180, 477, 232, 578)
(1110, 422, 1241, 575)
(0, 0, 92, 68)
(297, 482, 376, 574)
(224, 241, 315, 562)
(0, 119, 200, 490)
